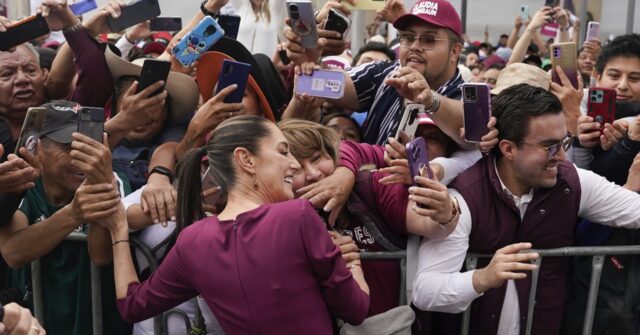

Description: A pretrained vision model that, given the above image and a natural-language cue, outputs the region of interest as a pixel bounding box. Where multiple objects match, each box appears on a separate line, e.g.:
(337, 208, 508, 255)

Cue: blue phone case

(173, 16, 225, 67)
(215, 59, 252, 104)
(295, 70, 345, 99)
(70, 0, 97, 16)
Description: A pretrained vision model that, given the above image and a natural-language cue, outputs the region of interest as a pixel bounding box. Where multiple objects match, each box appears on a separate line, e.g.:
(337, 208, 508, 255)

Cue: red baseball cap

(393, 0, 462, 38)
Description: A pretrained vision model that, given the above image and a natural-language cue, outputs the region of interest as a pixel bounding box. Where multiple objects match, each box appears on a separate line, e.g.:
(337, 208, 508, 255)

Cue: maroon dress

(117, 199, 369, 334)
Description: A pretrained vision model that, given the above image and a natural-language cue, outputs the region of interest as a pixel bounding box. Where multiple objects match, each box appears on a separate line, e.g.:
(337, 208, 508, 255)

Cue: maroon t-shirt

(339, 141, 409, 316)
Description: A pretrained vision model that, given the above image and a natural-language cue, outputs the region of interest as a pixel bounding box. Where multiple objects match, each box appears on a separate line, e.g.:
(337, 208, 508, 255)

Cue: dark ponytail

(176, 146, 208, 232)
(175, 115, 273, 230)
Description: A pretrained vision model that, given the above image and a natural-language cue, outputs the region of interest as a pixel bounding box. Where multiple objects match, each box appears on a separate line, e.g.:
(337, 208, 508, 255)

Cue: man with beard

(285, 0, 465, 146)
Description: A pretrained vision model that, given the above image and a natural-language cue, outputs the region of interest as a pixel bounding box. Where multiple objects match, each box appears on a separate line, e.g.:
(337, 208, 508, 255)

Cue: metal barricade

(30, 231, 103, 335)
(363, 245, 640, 335)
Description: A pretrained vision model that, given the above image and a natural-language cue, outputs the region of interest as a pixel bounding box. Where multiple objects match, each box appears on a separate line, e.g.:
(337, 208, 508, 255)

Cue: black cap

(39, 100, 80, 144)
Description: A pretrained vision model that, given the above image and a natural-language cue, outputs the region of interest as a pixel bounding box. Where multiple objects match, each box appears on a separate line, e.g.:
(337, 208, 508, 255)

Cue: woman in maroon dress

(101, 115, 370, 334)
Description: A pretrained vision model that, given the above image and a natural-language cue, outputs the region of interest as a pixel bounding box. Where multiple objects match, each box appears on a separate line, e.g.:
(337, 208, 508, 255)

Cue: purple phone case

(586, 22, 600, 41)
(296, 70, 345, 99)
(69, 0, 97, 16)
(215, 59, 252, 104)
(463, 83, 491, 143)
(406, 137, 433, 183)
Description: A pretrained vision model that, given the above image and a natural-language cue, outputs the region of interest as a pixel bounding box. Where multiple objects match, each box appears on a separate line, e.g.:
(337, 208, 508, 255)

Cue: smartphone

(295, 70, 345, 99)
(462, 83, 492, 143)
(587, 88, 616, 131)
(107, 0, 161, 33)
(279, 49, 291, 65)
(287, 0, 318, 49)
(77, 107, 105, 143)
(215, 59, 252, 104)
(551, 42, 579, 89)
(14, 107, 47, 156)
(343, 0, 385, 10)
(394, 104, 423, 141)
(137, 59, 171, 96)
(217, 15, 241, 40)
(406, 137, 434, 208)
(586, 21, 600, 41)
(0, 15, 50, 52)
(69, 0, 98, 16)
(324, 8, 350, 36)
(173, 16, 225, 67)
(520, 5, 529, 19)
(544, 0, 559, 6)
(149, 17, 182, 31)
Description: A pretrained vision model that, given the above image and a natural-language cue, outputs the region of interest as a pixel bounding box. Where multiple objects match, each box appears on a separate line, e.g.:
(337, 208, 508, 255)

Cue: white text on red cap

(413, 1, 439, 16)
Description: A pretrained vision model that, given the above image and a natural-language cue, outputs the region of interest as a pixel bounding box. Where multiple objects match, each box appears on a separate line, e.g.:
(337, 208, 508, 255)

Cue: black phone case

(107, 0, 161, 33)
(324, 10, 349, 35)
(217, 15, 241, 40)
(137, 60, 171, 96)
(0, 15, 50, 51)
(77, 108, 105, 143)
(149, 17, 182, 31)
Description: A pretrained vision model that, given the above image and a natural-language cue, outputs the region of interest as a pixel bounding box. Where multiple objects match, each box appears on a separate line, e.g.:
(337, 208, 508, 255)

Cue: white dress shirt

(412, 162, 640, 335)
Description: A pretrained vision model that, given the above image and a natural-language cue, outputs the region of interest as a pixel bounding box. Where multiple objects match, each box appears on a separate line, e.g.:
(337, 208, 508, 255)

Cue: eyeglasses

(519, 134, 574, 160)
(398, 33, 454, 50)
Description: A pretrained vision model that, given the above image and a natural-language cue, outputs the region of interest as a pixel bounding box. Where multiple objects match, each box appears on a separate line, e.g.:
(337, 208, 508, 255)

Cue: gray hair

(20, 43, 40, 66)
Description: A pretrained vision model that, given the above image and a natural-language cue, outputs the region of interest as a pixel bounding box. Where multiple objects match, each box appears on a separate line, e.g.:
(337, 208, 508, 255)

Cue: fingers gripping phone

(406, 137, 433, 208)
(551, 42, 579, 89)
(137, 59, 171, 96)
(587, 88, 616, 132)
(295, 70, 346, 99)
(324, 8, 350, 36)
(15, 107, 47, 156)
(462, 83, 492, 143)
(173, 16, 225, 67)
(215, 59, 252, 104)
(77, 107, 105, 143)
(107, 0, 161, 33)
(0, 14, 50, 52)
(287, 0, 318, 49)
(395, 104, 424, 142)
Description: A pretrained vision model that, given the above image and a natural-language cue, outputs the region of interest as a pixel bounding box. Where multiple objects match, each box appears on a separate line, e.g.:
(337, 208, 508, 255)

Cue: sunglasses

(519, 134, 574, 160)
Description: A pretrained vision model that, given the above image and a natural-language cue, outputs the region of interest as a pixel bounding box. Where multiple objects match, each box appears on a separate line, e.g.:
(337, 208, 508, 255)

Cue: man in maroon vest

(412, 84, 640, 335)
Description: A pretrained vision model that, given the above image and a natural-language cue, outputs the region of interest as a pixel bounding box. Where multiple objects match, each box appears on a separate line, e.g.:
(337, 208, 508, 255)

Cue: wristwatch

(200, 0, 220, 18)
(148, 166, 174, 183)
(425, 91, 441, 115)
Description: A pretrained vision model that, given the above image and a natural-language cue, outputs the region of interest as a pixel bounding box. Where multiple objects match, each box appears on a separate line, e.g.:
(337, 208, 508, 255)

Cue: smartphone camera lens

(464, 87, 476, 101)
(289, 4, 298, 12)
(204, 25, 216, 37)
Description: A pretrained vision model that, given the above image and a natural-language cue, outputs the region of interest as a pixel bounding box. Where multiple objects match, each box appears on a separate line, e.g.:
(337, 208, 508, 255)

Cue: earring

(253, 175, 259, 190)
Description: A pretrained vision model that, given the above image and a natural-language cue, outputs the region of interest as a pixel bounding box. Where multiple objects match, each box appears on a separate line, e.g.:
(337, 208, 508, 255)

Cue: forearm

(126, 205, 153, 231)
(507, 27, 520, 49)
(176, 127, 205, 161)
(110, 224, 138, 299)
(87, 223, 113, 266)
(2, 206, 79, 268)
(281, 98, 321, 122)
(532, 32, 546, 56)
(349, 266, 369, 295)
(149, 142, 177, 172)
(105, 114, 134, 149)
(508, 28, 533, 64)
(557, 29, 571, 43)
(413, 270, 480, 312)
(406, 210, 457, 240)
(0, 193, 22, 225)
(45, 42, 76, 100)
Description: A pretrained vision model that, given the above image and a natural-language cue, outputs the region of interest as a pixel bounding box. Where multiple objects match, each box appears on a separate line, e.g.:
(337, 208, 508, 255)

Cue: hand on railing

(624, 153, 640, 193)
(471, 242, 539, 294)
(329, 230, 360, 263)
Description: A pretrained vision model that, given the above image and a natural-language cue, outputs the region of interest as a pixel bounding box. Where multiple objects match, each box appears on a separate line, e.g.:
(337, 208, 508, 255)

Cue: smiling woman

(104, 115, 370, 335)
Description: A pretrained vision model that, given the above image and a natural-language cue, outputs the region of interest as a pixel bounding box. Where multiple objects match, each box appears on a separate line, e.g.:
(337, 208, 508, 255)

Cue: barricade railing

(362, 245, 640, 335)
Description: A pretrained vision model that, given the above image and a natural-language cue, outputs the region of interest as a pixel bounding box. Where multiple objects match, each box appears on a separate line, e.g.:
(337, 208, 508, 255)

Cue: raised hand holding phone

(462, 83, 491, 143)
(70, 128, 113, 185)
(106, 0, 161, 32)
(215, 60, 252, 104)
(0, 14, 50, 51)
(172, 16, 225, 67)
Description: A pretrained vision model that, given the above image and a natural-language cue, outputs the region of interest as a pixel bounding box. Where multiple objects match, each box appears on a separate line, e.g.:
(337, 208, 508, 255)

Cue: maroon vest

(449, 156, 581, 335)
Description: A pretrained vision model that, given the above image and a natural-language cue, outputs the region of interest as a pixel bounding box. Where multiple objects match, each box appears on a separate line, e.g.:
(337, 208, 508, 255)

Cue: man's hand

(408, 175, 452, 223)
(379, 137, 411, 185)
(528, 6, 554, 31)
(626, 115, 640, 142)
(472, 242, 539, 293)
(70, 182, 121, 224)
(70, 133, 113, 185)
(297, 166, 355, 227)
(377, 0, 407, 23)
(315, 1, 352, 23)
(125, 20, 155, 43)
(514, 15, 523, 30)
(550, 66, 583, 135)
(384, 67, 434, 107)
(39, 0, 80, 31)
(82, 2, 125, 36)
(140, 174, 176, 226)
(0, 146, 40, 194)
(553, 7, 570, 29)
(117, 80, 168, 129)
(0, 302, 45, 335)
(328, 230, 360, 263)
(284, 18, 328, 65)
(601, 120, 628, 151)
(583, 38, 602, 59)
(624, 153, 640, 192)
(188, 84, 243, 142)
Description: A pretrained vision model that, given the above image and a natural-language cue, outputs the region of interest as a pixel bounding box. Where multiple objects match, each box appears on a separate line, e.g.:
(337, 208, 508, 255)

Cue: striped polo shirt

(348, 60, 464, 145)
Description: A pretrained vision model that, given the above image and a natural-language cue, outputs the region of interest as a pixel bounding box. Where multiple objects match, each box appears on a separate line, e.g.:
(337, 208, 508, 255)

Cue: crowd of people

(0, 0, 639, 334)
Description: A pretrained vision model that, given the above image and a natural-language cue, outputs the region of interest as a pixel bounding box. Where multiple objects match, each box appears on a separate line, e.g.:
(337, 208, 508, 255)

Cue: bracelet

(425, 91, 441, 115)
(347, 263, 362, 270)
(63, 22, 84, 34)
(112, 239, 129, 246)
(200, 0, 220, 18)
(438, 197, 461, 226)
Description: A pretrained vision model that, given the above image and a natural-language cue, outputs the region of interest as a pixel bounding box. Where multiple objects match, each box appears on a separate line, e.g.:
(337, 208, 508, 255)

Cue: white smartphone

(586, 21, 600, 41)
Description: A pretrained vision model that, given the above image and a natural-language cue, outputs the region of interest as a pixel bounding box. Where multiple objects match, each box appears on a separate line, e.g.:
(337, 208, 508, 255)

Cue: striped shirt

(348, 60, 464, 145)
